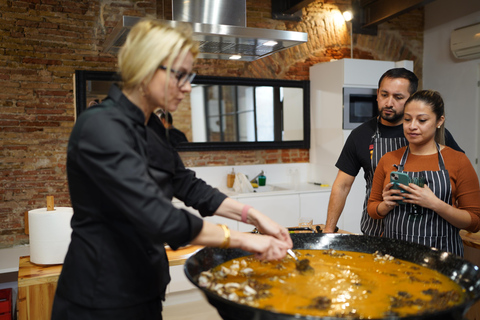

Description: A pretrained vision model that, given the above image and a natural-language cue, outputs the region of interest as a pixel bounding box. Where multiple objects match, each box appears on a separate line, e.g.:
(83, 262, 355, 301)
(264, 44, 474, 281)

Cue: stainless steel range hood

(102, 0, 308, 62)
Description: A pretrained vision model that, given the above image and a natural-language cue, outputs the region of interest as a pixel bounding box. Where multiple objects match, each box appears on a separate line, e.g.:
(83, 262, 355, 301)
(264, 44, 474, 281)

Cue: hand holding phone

(390, 171, 410, 204)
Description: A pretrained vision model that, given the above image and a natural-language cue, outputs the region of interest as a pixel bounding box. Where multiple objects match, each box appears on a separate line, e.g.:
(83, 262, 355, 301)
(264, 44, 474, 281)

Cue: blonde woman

(368, 90, 480, 257)
(52, 19, 292, 320)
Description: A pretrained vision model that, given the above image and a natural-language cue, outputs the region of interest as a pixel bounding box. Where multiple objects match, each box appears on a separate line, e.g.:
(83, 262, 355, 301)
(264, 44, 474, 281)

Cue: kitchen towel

(28, 207, 73, 265)
(233, 173, 254, 193)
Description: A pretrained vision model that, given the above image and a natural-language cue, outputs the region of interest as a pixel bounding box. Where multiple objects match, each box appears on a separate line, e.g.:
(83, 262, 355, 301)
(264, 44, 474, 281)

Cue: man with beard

(323, 68, 463, 236)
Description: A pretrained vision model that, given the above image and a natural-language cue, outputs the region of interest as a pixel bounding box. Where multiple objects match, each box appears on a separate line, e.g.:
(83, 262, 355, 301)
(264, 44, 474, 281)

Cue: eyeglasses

(158, 65, 196, 88)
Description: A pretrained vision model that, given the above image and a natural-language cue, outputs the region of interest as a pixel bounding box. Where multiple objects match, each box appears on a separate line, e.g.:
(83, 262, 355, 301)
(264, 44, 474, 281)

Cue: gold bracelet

(218, 224, 230, 249)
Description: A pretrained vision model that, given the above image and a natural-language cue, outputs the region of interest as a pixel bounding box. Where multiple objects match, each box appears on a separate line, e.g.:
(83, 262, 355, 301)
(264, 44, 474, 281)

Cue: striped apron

(383, 144, 463, 257)
(361, 118, 408, 236)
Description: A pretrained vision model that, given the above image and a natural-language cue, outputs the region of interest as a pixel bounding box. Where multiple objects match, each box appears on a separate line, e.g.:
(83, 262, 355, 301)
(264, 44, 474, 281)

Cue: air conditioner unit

(450, 22, 480, 60)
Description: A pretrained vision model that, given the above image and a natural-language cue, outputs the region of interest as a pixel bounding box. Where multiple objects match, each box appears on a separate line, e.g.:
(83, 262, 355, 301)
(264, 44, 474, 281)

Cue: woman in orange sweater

(367, 90, 480, 257)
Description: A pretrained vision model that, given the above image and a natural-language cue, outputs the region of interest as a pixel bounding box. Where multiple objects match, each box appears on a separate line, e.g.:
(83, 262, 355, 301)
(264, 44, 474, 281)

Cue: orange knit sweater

(367, 146, 480, 233)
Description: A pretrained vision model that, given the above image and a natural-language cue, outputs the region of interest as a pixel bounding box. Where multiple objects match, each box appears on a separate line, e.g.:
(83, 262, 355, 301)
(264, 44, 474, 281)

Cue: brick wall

(0, 0, 155, 247)
(0, 0, 423, 247)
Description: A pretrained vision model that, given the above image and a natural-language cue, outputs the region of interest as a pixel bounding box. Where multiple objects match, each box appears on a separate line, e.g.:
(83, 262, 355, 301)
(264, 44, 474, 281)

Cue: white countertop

(189, 163, 331, 189)
(0, 244, 30, 274)
(218, 182, 331, 198)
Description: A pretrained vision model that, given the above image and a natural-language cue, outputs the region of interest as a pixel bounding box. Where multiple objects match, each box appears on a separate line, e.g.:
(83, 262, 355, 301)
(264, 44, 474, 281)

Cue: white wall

(424, 0, 480, 174)
(282, 87, 304, 140)
(190, 86, 207, 142)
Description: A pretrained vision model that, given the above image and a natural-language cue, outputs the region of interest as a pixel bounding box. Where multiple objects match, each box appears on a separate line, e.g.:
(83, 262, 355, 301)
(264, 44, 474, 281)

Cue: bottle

(227, 168, 235, 188)
(258, 173, 266, 186)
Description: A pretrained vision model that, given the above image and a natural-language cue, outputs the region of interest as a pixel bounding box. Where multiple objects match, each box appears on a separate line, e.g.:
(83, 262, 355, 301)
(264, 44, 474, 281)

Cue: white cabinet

(204, 215, 239, 231)
(167, 264, 196, 293)
(299, 192, 330, 225)
(236, 194, 300, 231)
(172, 198, 239, 231)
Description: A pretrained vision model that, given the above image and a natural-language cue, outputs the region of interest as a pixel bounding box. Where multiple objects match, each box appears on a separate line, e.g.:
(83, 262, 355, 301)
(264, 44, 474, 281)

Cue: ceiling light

(229, 55, 242, 60)
(343, 11, 353, 22)
(263, 40, 278, 47)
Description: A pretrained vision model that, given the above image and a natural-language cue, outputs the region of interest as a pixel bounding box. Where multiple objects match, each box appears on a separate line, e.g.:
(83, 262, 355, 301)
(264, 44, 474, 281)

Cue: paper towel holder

(46, 195, 54, 211)
(24, 211, 29, 235)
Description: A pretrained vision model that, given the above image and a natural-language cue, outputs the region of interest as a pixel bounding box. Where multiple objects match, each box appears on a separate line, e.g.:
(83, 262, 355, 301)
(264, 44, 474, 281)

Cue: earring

(437, 126, 440, 129)
(139, 84, 147, 97)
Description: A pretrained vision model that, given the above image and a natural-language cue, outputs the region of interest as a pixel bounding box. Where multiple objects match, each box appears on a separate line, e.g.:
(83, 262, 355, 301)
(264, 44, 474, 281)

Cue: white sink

(251, 185, 290, 193)
(220, 184, 292, 195)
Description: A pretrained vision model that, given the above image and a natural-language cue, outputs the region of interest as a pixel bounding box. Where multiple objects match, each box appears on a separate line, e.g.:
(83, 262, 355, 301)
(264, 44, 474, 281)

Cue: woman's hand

(210, 198, 293, 256)
(231, 230, 291, 261)
(399, 183, 473, 230)
(400, 183, 441, 210)
(377, 182, 402, 215)
(191, 221, 292, 261)
(249, 208, 293, 248)
(213, 198, 291, 247)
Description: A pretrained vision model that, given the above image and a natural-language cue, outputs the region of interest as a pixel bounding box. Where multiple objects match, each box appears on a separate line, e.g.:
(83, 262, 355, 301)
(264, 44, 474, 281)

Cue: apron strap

(436, 142, 446, 170)
(372, 116, 381, 140)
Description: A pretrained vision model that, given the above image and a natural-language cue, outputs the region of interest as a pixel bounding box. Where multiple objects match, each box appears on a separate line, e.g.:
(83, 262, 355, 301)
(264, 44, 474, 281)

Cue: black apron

(360, 118, 408, 236)
(383, 143, 463, 257)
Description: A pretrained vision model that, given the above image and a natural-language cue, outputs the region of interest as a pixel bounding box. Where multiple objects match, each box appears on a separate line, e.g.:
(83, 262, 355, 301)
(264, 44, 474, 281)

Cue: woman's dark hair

(378, 68, 419, 95)
(404, 90, 445, 144)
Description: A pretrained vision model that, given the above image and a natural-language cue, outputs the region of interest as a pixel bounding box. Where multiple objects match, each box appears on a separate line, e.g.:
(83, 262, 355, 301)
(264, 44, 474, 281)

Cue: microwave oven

(343, 87, 378, 130)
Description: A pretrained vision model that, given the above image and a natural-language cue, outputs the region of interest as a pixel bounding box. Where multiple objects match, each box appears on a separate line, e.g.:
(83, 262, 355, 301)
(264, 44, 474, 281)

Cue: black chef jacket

(55, 84, 227, 309)
(166, 127, 188, 147)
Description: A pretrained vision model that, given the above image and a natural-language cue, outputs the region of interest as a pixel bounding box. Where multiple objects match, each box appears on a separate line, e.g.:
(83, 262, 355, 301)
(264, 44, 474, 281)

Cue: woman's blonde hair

(118, 19, 199, 91)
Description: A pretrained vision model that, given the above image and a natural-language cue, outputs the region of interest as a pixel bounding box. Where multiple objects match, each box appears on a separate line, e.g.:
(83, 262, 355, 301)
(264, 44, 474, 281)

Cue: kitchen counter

(16, 245, 203, 320)
(460, 229, 480, 249)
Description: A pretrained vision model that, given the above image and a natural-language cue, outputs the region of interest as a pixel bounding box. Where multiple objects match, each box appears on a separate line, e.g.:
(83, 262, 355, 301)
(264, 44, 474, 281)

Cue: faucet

(250, 170, 264, 183)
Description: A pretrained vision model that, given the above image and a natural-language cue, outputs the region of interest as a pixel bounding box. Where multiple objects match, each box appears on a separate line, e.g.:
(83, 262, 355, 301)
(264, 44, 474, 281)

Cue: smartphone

(390, 171, 410, 204)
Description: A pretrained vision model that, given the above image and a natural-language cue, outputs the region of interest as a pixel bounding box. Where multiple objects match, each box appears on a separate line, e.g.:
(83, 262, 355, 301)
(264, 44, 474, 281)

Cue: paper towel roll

(28, 207, 73, 265)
